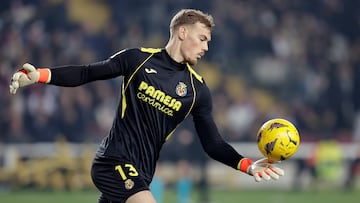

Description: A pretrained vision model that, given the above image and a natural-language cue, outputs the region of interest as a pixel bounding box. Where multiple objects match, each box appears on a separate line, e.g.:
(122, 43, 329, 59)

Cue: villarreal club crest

(176, 82, 187, 97)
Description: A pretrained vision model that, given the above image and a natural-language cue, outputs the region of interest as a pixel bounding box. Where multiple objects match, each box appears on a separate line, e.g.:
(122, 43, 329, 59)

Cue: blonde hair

(169, 9, 215, 37)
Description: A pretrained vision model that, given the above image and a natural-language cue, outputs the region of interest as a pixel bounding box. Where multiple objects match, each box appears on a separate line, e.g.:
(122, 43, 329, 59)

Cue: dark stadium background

(0, 0, 360, 202)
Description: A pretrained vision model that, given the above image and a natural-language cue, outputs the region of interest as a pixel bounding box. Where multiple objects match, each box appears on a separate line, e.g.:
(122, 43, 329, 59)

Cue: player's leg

(97, 191, 156, 203)
(91, 157, 154, 203)
(125, 190, 157, 203)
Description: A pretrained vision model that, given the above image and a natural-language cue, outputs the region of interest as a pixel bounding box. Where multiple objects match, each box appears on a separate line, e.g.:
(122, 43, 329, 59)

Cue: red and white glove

(9, 63, 51, 94)
(238, 158, 284, 182)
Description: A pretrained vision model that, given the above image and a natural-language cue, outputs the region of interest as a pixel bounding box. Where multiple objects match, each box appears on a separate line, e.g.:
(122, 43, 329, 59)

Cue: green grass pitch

(0, 189, 359, 203)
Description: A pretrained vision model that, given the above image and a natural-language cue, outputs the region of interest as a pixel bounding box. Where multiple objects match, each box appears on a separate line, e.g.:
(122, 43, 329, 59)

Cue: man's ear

(178, 26, 187, 41)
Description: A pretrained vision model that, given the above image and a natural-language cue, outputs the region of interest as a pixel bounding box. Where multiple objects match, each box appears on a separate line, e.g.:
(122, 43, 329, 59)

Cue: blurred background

(1, 0, 360, 202)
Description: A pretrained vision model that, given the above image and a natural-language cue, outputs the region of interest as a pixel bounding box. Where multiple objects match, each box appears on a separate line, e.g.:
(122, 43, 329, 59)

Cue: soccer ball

(256, 118, 300, 163)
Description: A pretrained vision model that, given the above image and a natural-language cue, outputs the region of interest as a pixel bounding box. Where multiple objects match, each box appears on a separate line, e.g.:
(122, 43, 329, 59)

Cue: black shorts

(91, 156, 149, 203)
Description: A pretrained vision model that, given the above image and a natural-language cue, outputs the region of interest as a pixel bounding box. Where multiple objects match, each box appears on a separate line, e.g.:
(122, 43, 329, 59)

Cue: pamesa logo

(137, 81, 182, 116)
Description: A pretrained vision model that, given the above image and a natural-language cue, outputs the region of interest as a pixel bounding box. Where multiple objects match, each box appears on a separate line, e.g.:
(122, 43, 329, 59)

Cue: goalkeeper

(9, 9, 284, 203)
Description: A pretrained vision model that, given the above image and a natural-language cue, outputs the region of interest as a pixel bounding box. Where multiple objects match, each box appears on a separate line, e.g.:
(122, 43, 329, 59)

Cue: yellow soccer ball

(256, 118, 300, 163)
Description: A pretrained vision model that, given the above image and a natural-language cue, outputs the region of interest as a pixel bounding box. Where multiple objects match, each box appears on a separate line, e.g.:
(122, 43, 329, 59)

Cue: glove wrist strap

(237, 158, 253, 174)
(37, 68, 51, 83)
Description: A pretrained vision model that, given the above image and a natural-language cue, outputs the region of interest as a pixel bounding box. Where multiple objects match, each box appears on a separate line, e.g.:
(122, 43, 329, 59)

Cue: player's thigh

(126, 190, 157, 203)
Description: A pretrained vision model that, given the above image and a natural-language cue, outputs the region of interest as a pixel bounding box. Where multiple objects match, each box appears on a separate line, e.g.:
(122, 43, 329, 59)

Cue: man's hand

(9, 63, 51, 94)
(239, 158, 284, 182)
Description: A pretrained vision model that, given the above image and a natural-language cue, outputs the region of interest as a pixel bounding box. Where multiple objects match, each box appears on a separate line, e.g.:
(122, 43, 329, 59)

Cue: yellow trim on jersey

(121, 82, 126, 118)
(140, 47, 162, 54)
(186, 63, 203, 83)
(185, 72, 197, 118)
(165, 129, 176, 141)
(165, 71, 198, 141)
(121, 53, 155, 118)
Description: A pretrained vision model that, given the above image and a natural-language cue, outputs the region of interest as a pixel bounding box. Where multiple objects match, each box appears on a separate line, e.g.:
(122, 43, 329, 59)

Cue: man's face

(180, 22, 211, 65)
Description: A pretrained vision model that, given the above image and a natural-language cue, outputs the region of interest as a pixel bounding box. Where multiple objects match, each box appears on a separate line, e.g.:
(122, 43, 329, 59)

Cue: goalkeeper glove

(9, 63, 51, 94)
(238, 158, 284, 182)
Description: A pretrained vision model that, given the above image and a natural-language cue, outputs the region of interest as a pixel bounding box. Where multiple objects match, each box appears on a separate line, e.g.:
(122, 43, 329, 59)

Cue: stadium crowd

(0, 0, 360, 147)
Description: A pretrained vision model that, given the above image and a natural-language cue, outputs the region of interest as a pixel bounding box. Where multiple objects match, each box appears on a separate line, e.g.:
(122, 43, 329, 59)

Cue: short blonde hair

(169, 9, 215, 36)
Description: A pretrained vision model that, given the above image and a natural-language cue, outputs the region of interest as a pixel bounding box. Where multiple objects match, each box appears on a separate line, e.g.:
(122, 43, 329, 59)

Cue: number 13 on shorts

(115, 164, 139, 180)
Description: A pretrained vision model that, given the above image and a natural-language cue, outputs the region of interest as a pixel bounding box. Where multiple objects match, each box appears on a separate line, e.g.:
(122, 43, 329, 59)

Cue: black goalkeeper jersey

(49, 48, 244, 183)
